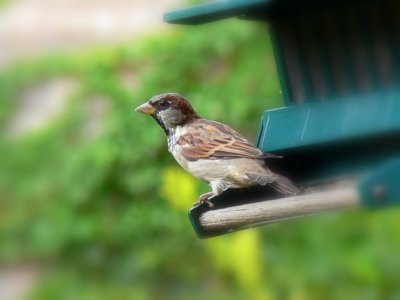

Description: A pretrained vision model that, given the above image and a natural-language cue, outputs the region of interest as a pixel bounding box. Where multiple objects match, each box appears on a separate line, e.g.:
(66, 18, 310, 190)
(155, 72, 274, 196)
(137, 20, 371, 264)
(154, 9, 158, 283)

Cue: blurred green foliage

(0, 0, 9, 7)
(1, 20, 400, 299)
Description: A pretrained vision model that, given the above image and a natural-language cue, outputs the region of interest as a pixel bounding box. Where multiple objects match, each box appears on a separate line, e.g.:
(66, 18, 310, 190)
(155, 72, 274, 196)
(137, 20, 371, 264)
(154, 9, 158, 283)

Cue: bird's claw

(195, 194, 215, 208)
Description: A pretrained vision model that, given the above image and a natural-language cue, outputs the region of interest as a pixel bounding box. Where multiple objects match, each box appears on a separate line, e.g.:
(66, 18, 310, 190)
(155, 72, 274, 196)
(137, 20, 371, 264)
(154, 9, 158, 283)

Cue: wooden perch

(197, 184, 361, 234)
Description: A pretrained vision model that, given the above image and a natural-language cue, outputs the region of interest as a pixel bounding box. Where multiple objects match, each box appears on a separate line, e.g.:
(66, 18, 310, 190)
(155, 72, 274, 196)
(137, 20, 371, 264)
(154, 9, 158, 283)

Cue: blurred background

(1, 0, 400, 299)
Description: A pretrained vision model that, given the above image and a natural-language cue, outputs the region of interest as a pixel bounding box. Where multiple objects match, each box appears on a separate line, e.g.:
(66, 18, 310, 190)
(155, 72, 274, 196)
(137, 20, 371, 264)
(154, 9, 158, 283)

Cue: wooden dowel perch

(199, 185, 361, 233)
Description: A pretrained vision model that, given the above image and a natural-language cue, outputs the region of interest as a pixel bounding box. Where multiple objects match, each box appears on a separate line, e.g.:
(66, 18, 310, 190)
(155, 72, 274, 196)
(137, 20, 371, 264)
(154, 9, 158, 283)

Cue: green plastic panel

(269, 1, 400, 105)
(359, 158, 400, 208)
(256, 91, 400, 152)
(164, 0, 269, 25)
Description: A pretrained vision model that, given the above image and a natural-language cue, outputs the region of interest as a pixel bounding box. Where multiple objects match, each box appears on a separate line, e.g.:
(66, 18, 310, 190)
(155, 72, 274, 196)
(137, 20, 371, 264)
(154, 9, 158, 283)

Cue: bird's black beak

(135, 102, 156, 115)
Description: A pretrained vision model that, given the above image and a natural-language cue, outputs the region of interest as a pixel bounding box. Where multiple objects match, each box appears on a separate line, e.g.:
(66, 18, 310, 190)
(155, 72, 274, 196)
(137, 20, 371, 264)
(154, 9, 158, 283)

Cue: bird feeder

(164, 0, 400, 238)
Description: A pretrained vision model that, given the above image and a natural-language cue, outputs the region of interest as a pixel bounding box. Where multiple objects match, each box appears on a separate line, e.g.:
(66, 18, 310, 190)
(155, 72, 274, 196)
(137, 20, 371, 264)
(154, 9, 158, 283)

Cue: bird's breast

(169, 143, 231, 182)
(167, 126, 188, 153)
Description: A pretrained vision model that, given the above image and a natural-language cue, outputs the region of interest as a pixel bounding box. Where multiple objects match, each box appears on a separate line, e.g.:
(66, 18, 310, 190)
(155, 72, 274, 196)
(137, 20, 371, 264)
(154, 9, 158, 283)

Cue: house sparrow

(135, 93, 300, 207)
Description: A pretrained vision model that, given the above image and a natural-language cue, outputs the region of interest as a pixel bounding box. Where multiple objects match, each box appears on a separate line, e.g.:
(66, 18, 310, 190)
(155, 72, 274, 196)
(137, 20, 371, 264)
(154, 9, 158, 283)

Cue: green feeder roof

(163, 0, 361, 25)
(164, 0, 271, 25)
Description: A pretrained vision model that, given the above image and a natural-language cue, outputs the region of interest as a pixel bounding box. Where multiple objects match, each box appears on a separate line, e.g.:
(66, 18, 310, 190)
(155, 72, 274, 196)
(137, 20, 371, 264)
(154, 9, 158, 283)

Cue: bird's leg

(194, 181, 227, 208)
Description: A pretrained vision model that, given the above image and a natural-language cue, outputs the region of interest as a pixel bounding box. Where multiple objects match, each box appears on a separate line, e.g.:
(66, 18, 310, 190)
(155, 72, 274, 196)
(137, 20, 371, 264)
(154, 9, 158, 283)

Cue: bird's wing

(176, 119, 265, 161)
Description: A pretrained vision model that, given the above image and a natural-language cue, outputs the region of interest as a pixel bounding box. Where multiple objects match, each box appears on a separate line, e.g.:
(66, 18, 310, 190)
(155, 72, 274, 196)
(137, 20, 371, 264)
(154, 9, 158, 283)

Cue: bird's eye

(159, 100, 169, 108)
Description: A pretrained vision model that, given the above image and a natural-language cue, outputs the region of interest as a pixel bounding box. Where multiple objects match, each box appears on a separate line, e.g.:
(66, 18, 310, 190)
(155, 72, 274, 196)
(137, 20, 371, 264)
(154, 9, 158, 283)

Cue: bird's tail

(246, 172, 301, 196)
(270, 175, 301, 196)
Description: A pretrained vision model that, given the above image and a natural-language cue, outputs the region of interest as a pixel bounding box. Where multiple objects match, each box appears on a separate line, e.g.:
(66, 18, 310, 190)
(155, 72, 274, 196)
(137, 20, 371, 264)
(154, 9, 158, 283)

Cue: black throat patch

(152, 115, 170, 136)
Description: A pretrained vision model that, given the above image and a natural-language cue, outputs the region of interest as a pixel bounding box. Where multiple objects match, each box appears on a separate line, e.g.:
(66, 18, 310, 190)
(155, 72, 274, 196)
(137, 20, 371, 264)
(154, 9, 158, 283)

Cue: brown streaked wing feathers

(176, 120, 264, 161)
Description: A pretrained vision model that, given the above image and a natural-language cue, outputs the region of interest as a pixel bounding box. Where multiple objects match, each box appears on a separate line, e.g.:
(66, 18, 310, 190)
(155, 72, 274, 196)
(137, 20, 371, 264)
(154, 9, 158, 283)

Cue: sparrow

(135, 93, 300, 207)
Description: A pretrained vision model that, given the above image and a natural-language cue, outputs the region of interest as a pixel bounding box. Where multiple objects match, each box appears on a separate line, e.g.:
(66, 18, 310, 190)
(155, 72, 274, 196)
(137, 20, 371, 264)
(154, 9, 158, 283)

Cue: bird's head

(135, 93, 200, 135)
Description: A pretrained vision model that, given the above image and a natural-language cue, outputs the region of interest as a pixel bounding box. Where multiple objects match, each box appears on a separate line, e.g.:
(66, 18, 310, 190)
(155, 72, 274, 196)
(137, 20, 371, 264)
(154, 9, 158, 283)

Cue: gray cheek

(158, 110, 185, 126)
(169, 110, 185, 124)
